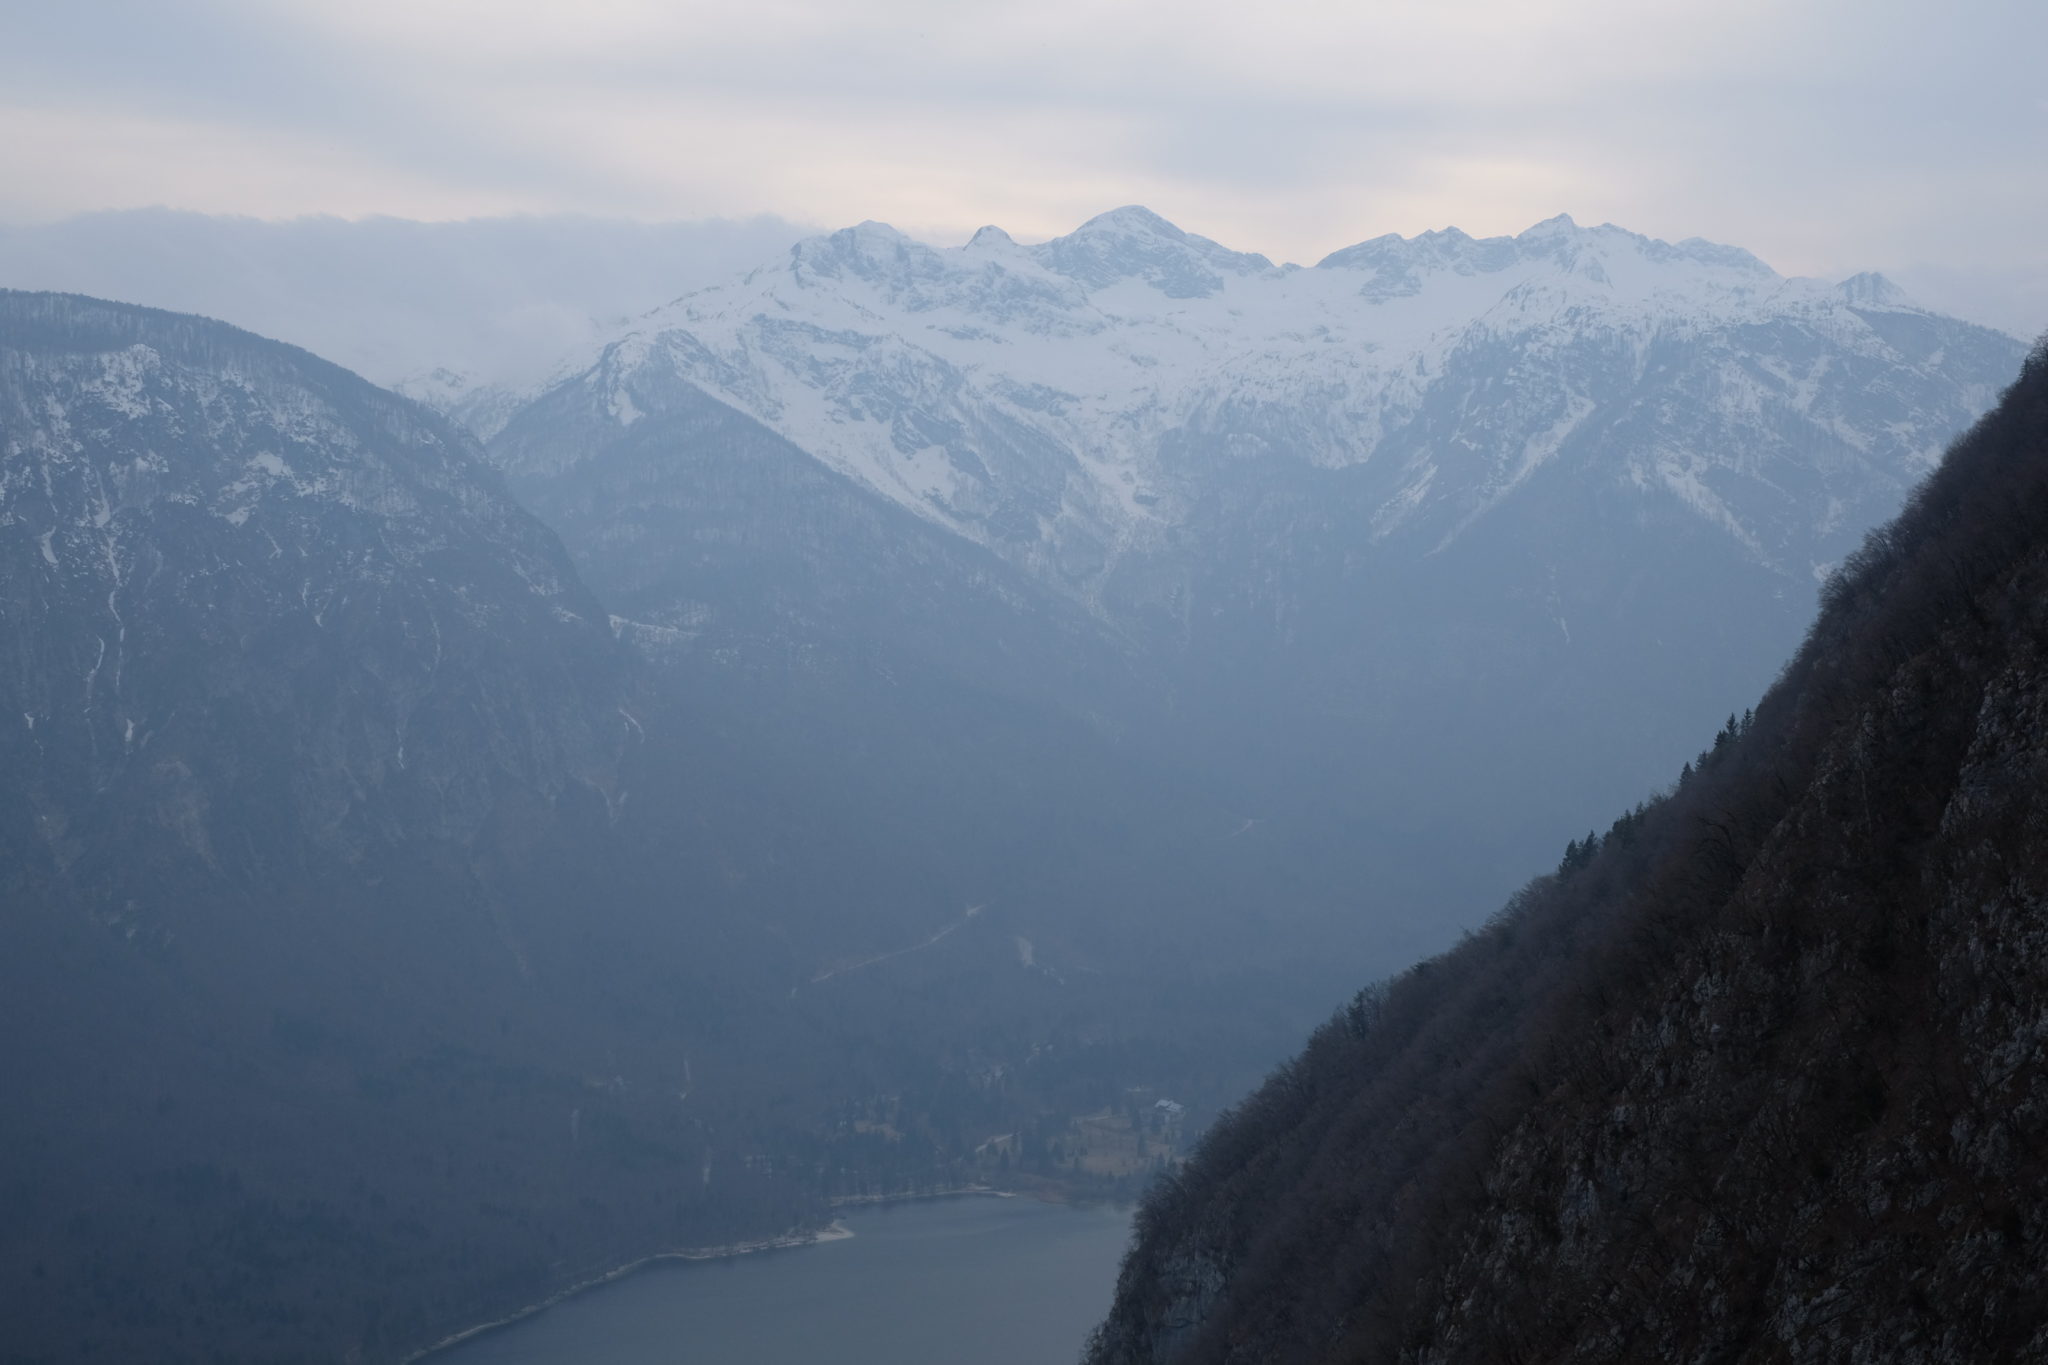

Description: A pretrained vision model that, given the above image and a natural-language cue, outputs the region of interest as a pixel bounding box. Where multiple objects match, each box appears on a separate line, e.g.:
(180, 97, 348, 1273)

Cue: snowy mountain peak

(1319, 217, 1778, 299)
(1836, 270, 1915, 309)
(787, 220, 942, 292)
(1318, 225, 1516, 284)
(1517, 212, 1579, 239)
(1033, 205, 1275, 298)
(1673, 236, 1776, 275)
(1313, 232, 1402, 269)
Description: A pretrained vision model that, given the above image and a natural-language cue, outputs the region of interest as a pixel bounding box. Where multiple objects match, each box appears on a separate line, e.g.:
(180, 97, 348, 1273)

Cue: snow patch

(610, 386, 644, 427)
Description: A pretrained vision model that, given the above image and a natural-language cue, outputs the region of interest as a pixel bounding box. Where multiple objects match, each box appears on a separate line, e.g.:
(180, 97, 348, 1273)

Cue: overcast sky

(3, 0, 2043, 333)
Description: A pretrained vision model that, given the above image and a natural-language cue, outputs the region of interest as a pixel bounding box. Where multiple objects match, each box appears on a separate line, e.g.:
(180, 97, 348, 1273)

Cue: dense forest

(1088, 338, 2048, 1363)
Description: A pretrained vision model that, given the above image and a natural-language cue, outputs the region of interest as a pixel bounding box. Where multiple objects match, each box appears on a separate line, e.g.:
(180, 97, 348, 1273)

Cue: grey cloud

(0, 2, 628, 211)
(0, 208, 815, 384)
(1, 0, 2042, 320)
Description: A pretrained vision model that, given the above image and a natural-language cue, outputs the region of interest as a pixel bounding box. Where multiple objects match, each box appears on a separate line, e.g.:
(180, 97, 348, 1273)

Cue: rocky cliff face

(1087, 340, 2048, 1364)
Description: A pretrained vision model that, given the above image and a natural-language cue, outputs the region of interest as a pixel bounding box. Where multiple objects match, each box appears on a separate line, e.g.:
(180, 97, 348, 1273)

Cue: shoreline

(402, 1218, 855, 1361)
(406, 1182, 1112, 1359)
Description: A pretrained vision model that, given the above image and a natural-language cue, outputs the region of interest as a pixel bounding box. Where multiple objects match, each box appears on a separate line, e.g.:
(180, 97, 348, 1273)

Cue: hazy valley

(0, 199, 2040, 1364)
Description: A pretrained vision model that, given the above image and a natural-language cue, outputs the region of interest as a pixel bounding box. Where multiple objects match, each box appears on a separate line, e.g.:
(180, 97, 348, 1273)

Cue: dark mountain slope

(1087, 338, 2048, 1365)
(0, 294, 822, 1365)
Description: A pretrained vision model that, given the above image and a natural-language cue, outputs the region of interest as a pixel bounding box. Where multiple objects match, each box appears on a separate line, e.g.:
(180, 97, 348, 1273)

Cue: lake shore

(403, 1219, 856, 1362)
(409, 1183, 1118, 1361)
(406, 1193, 1134, 1365)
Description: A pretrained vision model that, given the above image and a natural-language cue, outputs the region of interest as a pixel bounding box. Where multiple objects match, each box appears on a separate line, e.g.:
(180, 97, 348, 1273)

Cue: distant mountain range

(480, 207, 2026, 936)
(528, 208, 2008, 587)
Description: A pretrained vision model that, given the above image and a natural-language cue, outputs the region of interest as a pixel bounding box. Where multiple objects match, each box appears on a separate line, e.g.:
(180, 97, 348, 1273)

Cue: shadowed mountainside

(1088, 338, 2048, 1364)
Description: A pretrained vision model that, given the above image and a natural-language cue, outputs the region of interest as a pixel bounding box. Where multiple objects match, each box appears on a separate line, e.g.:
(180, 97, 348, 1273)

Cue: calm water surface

(434, 1196, 1134, 1365)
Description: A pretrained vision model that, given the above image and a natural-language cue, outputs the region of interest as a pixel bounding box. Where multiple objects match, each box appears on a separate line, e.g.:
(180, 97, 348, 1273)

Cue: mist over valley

(5, 4, 2048, 1361)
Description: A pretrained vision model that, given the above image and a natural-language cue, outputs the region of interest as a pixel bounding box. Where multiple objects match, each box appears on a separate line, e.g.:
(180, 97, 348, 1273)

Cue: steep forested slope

(1089, 338, 2048, 1364)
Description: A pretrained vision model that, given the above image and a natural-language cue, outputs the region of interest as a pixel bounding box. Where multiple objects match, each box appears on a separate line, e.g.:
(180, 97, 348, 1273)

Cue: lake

(432, 1196, 1135, 1365)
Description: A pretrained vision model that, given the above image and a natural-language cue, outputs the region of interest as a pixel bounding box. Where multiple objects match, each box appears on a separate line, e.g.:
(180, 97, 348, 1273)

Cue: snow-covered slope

(518, 207, 2020, 600)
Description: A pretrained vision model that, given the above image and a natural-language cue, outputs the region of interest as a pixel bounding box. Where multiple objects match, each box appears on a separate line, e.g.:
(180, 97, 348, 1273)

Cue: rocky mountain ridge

(518, 207, 2018, 609)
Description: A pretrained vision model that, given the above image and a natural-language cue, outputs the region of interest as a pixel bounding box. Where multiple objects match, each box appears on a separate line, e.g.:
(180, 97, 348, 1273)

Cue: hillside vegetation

(1088, 338, 2048, 1364)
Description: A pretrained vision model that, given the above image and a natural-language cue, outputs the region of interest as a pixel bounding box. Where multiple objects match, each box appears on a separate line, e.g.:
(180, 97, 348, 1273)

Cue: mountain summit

(1036, 205, 1277, 295)
(539, 207, 2015, 587)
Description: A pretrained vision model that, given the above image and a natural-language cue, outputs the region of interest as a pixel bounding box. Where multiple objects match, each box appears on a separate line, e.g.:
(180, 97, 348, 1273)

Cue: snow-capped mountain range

(500, 207, 2019, 605)
(475, 208, 2025, 931)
